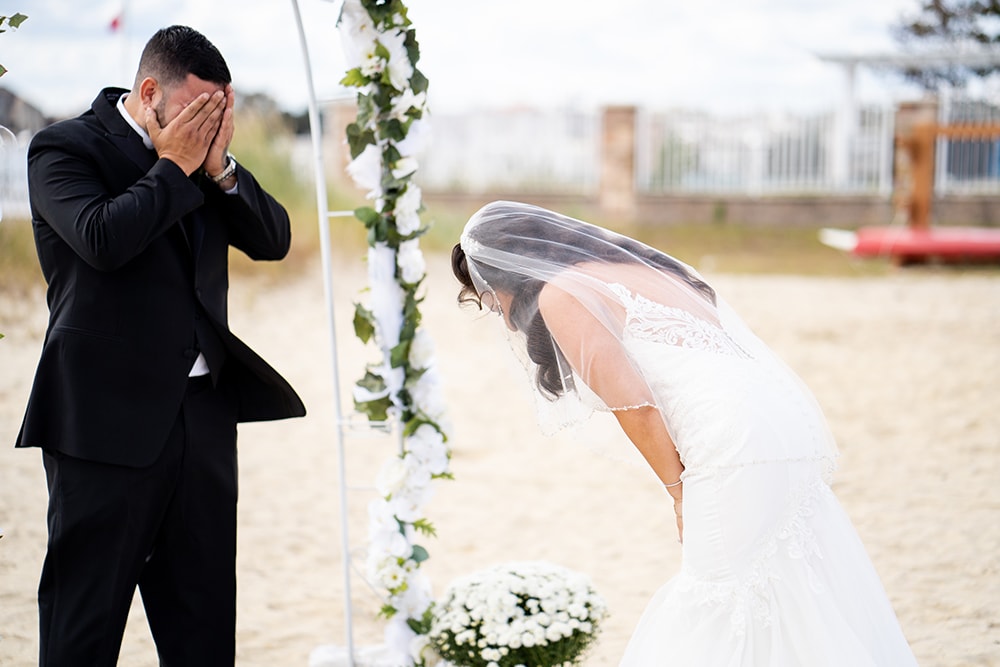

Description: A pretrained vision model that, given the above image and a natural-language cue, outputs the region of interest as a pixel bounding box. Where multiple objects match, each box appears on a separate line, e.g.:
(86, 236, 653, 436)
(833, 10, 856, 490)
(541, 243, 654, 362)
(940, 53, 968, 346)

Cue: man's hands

(203, 84, 235, 179)
(146, 85, 235, 179)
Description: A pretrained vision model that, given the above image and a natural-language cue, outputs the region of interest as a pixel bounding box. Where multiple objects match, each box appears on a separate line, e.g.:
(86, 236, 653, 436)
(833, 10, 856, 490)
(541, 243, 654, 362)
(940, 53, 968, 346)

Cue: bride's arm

(538, 283, 685, 535)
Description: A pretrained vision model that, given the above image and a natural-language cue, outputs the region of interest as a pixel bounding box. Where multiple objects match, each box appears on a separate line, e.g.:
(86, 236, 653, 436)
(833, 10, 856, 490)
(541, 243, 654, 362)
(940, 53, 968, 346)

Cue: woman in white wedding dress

(452, 201, 918, 666)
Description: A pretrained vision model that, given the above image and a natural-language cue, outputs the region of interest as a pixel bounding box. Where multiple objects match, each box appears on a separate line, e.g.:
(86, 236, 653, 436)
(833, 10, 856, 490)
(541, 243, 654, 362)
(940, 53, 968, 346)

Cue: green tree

(893, 1, 1000, 89)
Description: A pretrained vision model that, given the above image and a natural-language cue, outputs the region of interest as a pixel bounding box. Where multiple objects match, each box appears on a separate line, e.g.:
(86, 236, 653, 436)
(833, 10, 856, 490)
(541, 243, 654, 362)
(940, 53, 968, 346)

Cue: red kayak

(820, 226, 1000, 263)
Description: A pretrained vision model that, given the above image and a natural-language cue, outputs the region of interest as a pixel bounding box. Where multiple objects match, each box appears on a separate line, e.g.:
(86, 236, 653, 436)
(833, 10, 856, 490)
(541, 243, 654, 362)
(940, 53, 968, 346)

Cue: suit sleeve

(209, 163, 293, 261)
(27, 126, 205, 272)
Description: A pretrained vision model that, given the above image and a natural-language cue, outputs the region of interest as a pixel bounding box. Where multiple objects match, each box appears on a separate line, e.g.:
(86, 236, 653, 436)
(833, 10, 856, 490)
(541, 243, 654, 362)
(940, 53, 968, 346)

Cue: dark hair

(135, 25, 231, 89)
(452, 207, 715, 400)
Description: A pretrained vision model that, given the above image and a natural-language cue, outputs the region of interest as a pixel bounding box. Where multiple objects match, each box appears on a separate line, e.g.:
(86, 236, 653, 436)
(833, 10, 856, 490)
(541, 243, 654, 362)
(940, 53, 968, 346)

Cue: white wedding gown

(609, 284, 919, 666)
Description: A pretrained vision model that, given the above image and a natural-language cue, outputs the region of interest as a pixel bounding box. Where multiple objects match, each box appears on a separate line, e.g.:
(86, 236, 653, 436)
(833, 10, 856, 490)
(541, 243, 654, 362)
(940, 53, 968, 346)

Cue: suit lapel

(92, 87, 159, 176)
(93, 88, 200, 253)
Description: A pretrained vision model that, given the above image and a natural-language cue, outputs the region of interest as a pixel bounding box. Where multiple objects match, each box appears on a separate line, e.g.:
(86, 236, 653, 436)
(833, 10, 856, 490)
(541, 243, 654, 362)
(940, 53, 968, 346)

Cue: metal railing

(936, 94, 1000, 195)
(635, 106, 895, 196)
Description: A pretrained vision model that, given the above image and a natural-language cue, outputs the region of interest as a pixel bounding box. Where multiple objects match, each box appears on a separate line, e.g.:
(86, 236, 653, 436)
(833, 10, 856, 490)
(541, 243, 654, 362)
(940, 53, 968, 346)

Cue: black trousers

(38, 376, 239, 667)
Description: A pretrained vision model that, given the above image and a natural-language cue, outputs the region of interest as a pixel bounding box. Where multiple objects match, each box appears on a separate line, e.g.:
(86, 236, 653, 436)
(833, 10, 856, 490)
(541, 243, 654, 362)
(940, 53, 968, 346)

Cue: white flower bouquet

(428, 561, 607, 667)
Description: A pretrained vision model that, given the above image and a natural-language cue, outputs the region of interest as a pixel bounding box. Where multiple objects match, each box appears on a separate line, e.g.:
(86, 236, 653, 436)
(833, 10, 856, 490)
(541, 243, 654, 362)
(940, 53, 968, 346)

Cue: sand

(1, 252, 998, 666)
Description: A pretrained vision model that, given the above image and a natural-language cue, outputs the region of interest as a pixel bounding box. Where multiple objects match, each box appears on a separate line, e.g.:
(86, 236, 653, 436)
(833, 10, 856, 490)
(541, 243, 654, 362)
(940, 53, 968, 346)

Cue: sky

(1, 0, 925, 120)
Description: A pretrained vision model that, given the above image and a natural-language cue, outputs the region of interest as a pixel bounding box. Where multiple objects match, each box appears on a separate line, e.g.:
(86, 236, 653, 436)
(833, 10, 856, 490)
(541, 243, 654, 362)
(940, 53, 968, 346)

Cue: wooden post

(600, 106, 637, 221)
(892, 101, 938, 229)
(894, 103, 1000, 230)
(907, 123, 936, 230)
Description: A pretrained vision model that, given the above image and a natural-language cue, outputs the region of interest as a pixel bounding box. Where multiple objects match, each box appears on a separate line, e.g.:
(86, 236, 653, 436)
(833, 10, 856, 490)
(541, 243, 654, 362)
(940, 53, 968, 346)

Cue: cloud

(3, 0, 920, 119)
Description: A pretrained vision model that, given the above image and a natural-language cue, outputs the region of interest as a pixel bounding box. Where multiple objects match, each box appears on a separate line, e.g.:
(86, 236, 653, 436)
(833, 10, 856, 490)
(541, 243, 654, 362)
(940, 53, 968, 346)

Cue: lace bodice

(603, 281, 835, 476)
(608, 283, 754, 360)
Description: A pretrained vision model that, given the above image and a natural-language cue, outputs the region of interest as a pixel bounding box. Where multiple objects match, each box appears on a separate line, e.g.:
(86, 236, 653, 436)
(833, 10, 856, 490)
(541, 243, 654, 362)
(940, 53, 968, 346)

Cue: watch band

(209, 153, 236, 184)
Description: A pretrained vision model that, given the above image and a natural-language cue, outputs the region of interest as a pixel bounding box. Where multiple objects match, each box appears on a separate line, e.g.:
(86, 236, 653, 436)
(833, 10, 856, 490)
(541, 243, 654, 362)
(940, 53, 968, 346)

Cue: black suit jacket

(16, 88, 306, 467)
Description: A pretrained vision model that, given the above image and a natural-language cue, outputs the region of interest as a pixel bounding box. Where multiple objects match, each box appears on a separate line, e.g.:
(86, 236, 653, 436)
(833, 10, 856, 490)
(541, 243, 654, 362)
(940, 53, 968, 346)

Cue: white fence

(0, 127, 29, 221)
(415, 107, 601, 194)
(4, 97, 1000, 220)
(635, 106, 896, 196)
(415, 98, 1000, 198)
(415, 105, 901, 197)
(936, 94, 1000, 195)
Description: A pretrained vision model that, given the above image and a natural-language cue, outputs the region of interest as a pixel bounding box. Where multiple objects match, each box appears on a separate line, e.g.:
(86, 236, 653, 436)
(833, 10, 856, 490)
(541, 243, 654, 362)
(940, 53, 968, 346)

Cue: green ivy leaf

(401, 291, 423, 335)
(362, 0, 397, 24)
(356, 94, 377, 129)
(353, 206, 381, 228)
(357, 369, 386, 393)
(371, 84, 394, 111)
(402, 417, 439, 437)
(411, 544, 430, 563)
(383, 143, 402, 164)
(369, 215, 390, 244)
(410, 68, 429, 95)
(381, 118, 406, 142)
(355, 395, 391, 422)
(353, 303, 376, 343)
(345, 122, 375, 160)
(389, 340, 409, 368)
(9, 13, 27, 29)
(406, 606, 434, 635)
(339, 67, 368, 88)
(404, 29, 420, 68)
(378, 603, 397, 619)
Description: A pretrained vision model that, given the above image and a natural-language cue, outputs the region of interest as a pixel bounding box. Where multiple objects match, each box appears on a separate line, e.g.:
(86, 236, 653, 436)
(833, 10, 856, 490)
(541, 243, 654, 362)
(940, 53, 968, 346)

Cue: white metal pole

(288, 1, 355, 664)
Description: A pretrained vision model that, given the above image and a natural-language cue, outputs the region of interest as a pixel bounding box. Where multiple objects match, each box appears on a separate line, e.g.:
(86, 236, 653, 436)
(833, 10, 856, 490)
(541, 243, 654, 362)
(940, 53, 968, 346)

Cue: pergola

(814, 49, 1000, 192)
(818, 49, 1000, 101)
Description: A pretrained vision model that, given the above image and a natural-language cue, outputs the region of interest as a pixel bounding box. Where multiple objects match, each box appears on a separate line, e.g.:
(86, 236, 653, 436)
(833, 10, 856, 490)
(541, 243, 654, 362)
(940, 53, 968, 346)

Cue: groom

(16, 25, 305, 666)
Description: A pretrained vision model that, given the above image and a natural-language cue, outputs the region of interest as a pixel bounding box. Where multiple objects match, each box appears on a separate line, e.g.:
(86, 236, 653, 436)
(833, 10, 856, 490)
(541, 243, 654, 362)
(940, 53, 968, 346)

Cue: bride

(451, 201, 918, 666)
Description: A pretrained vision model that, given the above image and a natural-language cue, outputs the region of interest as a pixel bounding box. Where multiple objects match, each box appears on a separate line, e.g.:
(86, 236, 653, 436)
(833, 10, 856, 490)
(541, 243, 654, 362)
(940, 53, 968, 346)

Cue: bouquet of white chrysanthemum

(428, 561, 607, 667)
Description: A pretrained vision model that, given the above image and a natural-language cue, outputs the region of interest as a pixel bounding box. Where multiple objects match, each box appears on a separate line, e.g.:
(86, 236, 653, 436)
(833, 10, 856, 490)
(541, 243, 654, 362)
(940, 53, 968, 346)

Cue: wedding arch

(289, 1, 450, 665)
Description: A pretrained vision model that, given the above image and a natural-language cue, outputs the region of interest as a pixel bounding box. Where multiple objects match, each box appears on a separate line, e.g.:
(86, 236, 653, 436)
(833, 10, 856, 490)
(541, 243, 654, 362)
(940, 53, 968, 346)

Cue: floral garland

(338, 0, 451, 662)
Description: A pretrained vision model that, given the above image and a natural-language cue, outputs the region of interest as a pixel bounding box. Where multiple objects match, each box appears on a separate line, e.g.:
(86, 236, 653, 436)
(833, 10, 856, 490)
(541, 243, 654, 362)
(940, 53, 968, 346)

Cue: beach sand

(1, 252, 998, 666)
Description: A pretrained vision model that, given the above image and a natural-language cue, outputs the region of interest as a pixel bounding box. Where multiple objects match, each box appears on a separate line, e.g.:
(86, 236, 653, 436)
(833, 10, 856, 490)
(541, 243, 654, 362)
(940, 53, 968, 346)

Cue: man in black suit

(16, 25, 306, 666)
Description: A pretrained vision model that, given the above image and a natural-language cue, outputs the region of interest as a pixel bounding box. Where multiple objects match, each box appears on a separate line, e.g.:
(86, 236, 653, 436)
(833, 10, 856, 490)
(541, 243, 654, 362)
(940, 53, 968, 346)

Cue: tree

(893, 1, 1000, 89)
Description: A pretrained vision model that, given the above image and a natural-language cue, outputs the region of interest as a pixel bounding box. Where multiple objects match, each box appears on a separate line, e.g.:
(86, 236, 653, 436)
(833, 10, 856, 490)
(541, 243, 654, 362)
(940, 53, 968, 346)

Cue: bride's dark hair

(452, 205, 715, 400)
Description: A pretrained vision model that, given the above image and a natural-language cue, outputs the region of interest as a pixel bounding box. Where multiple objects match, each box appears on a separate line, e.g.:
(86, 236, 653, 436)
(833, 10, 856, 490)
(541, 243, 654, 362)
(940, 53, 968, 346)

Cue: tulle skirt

(620, 461, 918, 666)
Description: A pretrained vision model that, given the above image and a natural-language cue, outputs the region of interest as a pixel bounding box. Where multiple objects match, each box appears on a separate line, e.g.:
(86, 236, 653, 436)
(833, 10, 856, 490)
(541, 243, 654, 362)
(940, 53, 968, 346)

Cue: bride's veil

(458, 201, 712, 428)
(457, 201, 838, 472)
